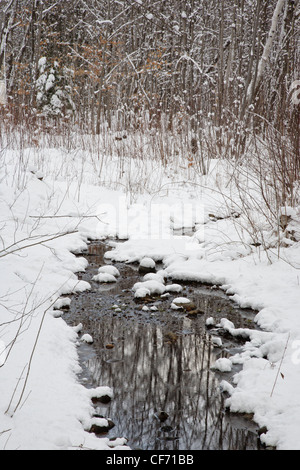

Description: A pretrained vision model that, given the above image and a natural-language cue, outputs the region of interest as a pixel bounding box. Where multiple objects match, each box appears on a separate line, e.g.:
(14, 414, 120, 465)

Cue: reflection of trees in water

(71, 244, 259, 449)
(85, 315, 258, 450)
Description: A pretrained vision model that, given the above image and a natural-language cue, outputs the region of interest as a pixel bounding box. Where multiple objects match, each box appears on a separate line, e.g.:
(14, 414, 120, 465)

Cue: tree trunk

(247, 0, 286, 104)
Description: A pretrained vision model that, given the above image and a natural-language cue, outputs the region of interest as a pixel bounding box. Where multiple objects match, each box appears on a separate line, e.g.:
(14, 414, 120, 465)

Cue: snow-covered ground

(1, 140, 300, 450)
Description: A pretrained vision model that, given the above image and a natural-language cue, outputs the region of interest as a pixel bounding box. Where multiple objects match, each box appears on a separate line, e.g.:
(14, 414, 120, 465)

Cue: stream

(63, 240, 264, 450)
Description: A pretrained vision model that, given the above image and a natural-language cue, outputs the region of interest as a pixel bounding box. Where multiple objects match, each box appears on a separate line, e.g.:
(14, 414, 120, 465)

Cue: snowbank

(0, 151, 130, 450)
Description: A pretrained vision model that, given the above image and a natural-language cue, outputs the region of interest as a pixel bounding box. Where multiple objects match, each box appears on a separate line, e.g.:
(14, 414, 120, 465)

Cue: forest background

(0, 0, 299, 183)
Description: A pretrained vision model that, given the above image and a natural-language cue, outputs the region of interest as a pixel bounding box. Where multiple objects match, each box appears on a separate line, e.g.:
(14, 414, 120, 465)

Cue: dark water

(64, 240, 263, 450)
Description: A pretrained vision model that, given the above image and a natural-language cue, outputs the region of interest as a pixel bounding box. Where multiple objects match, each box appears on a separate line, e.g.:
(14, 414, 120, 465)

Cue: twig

(0, 230, 78, 258)
(270, 333, 290, 398)
(29, 213, 106, 220)
(5, 363, 28, 414)
(12, 297, 59, 415)
(3, 264, 45, 366)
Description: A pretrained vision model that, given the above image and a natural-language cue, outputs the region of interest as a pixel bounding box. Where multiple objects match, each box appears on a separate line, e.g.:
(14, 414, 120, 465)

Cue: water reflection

(82, 316, 258, 450)
(67, 241, 262, 450)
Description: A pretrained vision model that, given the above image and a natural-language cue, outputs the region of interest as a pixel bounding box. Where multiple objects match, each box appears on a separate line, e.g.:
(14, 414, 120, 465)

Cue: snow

(92, 272, 117, 283)
(81, 333, 94, 344)
(86, 416, 109, 429)
(1, 136, 300, 450)
(170, 297, 193, 310)
(87, 386, 113, 400)
(0, 341, 6, 366)
(172, 296, 191, 304)
(45, 72, 55, 92)
(0, 149, 130, 450)
(213, 358, 232, 372)
(132, 280, 166, 296)
(143, 271, 166, 283)
(165, 283, 183, 293)
(211, 336, 223, 347)
(53, 297, 71, 310)
(219, 380, 234, 395)
(170, 302, 183, 310)
(139, 257, 156, 268)
(134, 287, 151, 299)
(150, 306, 158, 311)
(98, 265, 120, 277)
